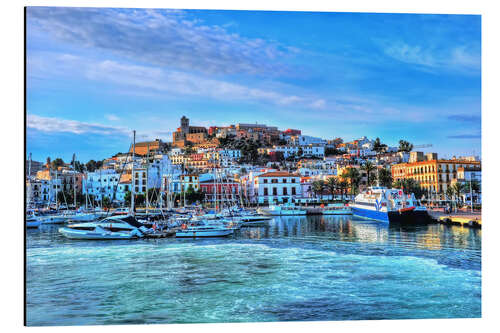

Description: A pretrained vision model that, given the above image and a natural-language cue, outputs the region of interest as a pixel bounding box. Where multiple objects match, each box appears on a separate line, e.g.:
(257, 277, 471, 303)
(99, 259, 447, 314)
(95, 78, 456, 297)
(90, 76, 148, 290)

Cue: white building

(83, 169, 120, 201)
(289, 135, 326, 146)
(219, 149, 242, 160)
(254, 171, 302, 204)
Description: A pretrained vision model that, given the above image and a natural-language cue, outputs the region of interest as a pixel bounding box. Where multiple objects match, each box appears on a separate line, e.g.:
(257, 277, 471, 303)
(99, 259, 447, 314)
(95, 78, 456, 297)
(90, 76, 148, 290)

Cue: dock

(427, 210, 481, 228)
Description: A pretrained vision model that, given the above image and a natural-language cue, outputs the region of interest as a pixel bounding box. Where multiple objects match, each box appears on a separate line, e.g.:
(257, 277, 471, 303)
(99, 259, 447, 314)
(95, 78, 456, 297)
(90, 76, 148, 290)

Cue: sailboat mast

(131, 130, 136, 216)
(72, 153, 76, 209)
(27, 153, 32, 208)
(146, 143, 149, 214)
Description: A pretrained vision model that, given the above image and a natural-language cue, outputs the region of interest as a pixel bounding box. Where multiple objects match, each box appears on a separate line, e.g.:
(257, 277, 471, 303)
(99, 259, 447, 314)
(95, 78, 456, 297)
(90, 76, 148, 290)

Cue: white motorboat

(176, 220, 235, 238)
(41, 211, 75, 224)
(322, 203, 353, 215)
(68, 211, 107, 222)
(239, 215, 272, 222)
(59, 215, 150, 240)
(258, 203, 307, 216)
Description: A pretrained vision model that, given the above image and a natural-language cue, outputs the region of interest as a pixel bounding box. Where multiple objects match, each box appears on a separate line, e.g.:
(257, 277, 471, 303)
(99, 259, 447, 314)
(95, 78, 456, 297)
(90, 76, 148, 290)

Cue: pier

(427, 210, 481, 228)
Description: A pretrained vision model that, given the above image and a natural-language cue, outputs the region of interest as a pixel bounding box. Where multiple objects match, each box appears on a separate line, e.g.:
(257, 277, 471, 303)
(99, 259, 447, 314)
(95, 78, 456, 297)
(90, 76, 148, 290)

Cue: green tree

(372, 138, 387, 153)
(124, 191, 131, 206)
(337, 179, 348, 202)
(325, 177, 338, 201)
(446, 186, 455, 202)
(393, 179, 425, 199)
(452, 182, 465, 203)
(312, 180, 326, 200)
(86, 160, 98, 172)
(361, 161, 376, 187)
(398, 140, 414, 153)
(102, 196, 111, 208)
(51, 158, 65, 169)
(343, 167, 361, 196)
(377, 168, 393, 188)
(135, 193, 146, 206)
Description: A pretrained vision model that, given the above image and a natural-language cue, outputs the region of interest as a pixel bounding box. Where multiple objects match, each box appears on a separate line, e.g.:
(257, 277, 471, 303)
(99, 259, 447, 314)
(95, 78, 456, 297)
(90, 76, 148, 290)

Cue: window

(263, 179, 268, 183)
(283, 188, 288, 195)
(142, 187, 146, 192)
(135, 187, 139, 193)
(283, 179, 287, 183)
(271, 179, 278, 183)
(291, 178, 296, 183)
(142, 172, 146, 178)
(264, 188, 268, 196)
(292, 187, 296, 195)
(273, 187, 277, 196)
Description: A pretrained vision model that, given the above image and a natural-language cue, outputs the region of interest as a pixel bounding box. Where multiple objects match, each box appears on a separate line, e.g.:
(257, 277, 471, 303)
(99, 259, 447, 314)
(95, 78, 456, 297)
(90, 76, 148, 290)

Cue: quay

(427, 209, 481, 228)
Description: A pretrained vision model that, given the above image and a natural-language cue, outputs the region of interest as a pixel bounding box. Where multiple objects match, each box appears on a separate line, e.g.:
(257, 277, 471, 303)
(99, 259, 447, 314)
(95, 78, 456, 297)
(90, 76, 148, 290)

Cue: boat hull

(26, 220, 41, 228)
(175, 229, 234, 238)
(58, 227, 139, 240)
(352, 207, 425, 224)
(322, 209, 353, 215)
(41, 216, 71, 224)
(258, 209, 307, 216)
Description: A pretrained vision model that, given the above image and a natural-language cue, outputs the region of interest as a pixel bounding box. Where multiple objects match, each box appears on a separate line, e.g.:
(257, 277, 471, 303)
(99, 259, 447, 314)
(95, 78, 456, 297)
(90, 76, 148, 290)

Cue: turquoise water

(26, 216, 481, 326)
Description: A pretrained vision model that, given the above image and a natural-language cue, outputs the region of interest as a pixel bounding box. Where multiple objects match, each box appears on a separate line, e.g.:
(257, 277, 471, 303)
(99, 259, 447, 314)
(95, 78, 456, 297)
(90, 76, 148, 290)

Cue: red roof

(257, 171, 300, 178)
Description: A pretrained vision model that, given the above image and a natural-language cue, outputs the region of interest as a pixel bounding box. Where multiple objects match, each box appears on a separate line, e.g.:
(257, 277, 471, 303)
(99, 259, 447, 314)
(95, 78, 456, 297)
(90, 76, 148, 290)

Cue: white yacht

(176, 220, 235, 238)
(258, 203, 307, 216)
(59, 215, 151, 240)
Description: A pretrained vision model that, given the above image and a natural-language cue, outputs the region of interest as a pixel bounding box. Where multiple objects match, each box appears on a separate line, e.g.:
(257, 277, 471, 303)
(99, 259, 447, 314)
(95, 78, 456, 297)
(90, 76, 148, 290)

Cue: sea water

(26, 215, 481, 326)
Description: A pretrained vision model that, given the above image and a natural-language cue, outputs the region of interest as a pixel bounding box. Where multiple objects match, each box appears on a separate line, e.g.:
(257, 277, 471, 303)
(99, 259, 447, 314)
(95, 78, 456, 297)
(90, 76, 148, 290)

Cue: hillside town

(26, 116, 482, 212)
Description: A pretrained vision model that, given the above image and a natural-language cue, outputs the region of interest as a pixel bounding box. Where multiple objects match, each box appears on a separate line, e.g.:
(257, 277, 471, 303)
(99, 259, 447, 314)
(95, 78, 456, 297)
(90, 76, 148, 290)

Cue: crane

(413, 144, 433, 149)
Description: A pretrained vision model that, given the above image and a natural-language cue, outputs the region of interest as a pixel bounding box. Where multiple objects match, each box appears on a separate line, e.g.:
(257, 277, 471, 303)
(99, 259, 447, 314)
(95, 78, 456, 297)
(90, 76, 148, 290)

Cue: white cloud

(382, 42, 480, 74)
(27, 7, 294, 76)
(27, 114, 129, 136)
(105, 114, 120, 121)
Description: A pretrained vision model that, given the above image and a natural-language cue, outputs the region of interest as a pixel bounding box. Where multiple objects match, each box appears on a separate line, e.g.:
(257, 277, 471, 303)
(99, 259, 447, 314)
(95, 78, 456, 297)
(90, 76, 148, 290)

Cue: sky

(26, 7, 481, 163)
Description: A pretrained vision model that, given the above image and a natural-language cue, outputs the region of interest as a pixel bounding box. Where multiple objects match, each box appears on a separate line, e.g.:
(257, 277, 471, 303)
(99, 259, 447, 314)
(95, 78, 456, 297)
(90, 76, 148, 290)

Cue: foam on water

(26, 216, 481, 325)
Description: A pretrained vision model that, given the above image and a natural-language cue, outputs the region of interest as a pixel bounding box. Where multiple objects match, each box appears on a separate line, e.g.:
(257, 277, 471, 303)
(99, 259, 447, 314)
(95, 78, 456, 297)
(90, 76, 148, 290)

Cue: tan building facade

(391, 158, 481, 199)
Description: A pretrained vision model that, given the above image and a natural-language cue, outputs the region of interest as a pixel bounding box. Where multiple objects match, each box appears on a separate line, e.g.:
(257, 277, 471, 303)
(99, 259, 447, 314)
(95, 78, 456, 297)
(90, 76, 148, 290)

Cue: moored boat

(258, 203, 307, 216)
(59, 215, 150, 240)
(351, 186, 430, 224)
(322, 203, 353, 215)
(175, 220, 234, 238)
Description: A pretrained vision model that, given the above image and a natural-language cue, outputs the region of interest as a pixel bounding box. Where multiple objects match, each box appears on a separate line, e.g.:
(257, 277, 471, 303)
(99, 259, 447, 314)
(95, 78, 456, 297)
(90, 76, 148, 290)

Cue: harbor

(26, 214, 481, 326)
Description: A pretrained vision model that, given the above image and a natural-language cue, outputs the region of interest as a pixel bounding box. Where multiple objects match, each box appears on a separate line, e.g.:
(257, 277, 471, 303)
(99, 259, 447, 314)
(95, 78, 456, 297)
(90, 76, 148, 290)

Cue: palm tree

(373, 138, 387, 154)
(377, 168, 393, 187)
(337, 180, 348, 202)
(344, 167, 361, 198)
(361, 161, 376, 187)
(398, 140, 414, 153)
(325, 177, 338, 201)
(446, 186, 454, 201)
(452, 182, 465, 205)
(312, 180, 326, 201)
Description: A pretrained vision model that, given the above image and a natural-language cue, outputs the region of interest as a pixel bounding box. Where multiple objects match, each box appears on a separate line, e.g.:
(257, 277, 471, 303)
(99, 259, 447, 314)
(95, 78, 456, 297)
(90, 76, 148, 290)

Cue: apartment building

(254, 171, 302, 204)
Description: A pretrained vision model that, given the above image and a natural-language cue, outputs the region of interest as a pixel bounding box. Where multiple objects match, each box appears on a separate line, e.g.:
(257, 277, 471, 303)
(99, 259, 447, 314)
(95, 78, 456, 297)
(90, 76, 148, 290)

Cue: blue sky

(26, 7, 481, 163)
